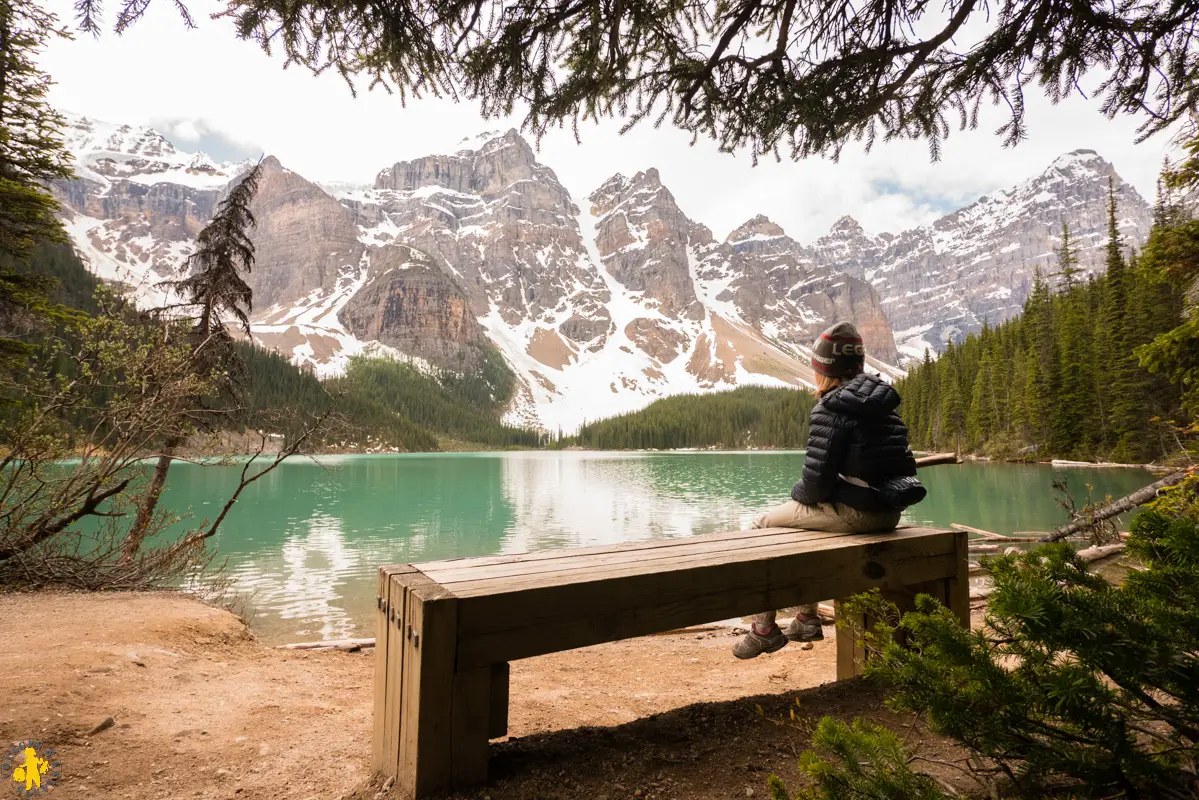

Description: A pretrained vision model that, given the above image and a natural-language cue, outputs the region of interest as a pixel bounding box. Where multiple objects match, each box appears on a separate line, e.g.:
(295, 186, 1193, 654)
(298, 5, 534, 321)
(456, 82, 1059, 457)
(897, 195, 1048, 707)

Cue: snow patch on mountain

(63, 114, 249, 191)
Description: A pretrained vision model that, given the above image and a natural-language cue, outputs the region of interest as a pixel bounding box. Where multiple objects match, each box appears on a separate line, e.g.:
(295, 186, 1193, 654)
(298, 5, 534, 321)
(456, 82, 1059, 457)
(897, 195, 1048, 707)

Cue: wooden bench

(372, 525, 967, 797)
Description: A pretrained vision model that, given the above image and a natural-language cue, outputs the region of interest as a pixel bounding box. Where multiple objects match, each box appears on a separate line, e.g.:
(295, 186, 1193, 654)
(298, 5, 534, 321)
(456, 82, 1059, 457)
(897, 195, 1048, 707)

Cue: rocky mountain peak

(727, 214, 786, 243)
(103, 124, 178, 158)
(588, 173, 627, 210)
(372, 126, 551, 200)
(829, 215, 865, 235)
(587, 168, 674, 220)
(635, 167, 662, 186)
(1047, 149, 1103, 173)
(866, 148, 1151, 359)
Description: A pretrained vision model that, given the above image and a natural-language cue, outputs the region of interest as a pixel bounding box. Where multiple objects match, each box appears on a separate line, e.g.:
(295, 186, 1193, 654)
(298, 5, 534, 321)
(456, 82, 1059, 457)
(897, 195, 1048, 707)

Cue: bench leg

(945, 531, 971, 628)
(372, 570, 392, 773)
(375, 570, 411, 778)
(452, 667, 492, 788)
(398, 590, 458, 798)
(834, 531, 972, 680)
(489, 662, 510, 740)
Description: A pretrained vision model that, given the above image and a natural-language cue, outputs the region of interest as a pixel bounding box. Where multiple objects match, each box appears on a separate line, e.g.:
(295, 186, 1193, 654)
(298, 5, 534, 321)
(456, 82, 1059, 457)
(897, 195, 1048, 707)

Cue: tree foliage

(897, 185, 1189, 463)
(829, 500, 1199, 799)
(77, 0, 1199, 162)
(0, 0, 75, 366)
(335, 354, 547, 448)
(0, 305, 244, 588)
(568, 385, 815, 450)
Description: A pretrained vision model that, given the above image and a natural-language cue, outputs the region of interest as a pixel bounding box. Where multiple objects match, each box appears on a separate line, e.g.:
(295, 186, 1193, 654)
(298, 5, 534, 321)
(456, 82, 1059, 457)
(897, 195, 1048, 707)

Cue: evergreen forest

(17, 244, 546, 452)
(569, 386, 816, 450)
(896, 183, 1192, 464)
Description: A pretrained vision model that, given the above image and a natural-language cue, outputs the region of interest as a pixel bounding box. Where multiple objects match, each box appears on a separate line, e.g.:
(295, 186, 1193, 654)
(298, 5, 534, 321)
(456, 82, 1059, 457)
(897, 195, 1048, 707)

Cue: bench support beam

(834, 535, 969, 679)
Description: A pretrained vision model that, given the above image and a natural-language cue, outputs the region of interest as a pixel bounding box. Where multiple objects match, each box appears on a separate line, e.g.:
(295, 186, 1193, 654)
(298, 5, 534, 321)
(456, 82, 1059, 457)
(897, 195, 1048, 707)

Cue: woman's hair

(814, 365, 864, 397)
(815, 373, 841, 397)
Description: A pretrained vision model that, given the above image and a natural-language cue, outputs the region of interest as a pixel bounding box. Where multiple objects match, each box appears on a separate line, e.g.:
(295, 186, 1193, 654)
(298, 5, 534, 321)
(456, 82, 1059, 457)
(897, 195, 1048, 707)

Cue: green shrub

(841, 508, 1199, 797)
(771, 499, 1199, 799)
(768, 718, 947, 800)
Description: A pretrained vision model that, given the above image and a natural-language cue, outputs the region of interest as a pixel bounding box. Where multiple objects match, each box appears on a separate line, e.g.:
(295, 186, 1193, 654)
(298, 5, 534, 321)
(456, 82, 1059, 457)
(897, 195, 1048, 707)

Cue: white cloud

(40, 0, 1183, 243)
(168, 119, 201, 142)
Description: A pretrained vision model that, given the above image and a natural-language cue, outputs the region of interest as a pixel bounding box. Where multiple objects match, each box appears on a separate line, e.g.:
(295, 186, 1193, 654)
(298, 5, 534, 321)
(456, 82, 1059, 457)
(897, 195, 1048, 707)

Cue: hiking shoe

(785, 615, 825, 643)
(733, 625, 789, 659)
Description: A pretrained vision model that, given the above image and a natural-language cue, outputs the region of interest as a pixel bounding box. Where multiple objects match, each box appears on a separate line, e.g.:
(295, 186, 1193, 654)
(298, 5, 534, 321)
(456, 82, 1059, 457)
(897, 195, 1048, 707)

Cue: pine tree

(127, 163, 266, 558)
(838, 506, 1199, 799)
(1054, 293, 1096, 457)
(0, 0, 76, 365)
(938, 343, 965, 452)
(1098, 179, 1150, 460)
(1052, 221, 1083, 290)
(1023, 268, 1060, 453)
(920, 348, 939, 448)
(171, 160, 264, 345)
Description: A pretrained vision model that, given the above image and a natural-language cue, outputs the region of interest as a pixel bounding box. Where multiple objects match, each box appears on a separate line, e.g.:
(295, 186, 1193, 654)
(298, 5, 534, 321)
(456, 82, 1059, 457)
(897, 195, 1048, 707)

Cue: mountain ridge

(52, 114, 1153, 431)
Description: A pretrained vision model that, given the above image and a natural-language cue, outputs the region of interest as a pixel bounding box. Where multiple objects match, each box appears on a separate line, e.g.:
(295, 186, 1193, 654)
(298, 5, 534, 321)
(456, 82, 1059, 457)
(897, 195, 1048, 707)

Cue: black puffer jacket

(791, 374, 917, 511)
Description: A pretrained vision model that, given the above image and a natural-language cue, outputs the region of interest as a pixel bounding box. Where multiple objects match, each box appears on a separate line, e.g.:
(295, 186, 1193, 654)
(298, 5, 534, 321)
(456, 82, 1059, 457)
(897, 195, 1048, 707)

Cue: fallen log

(1077, 543, 1126, 564)
(278, 637, 376, 651)
(1040, 469, 1191, 543)
(951, 522, 1003, 539)
(967, 543, 1127, 595)
(969, 544, 1001, 553)
(916, 453, 960, 468)
(969, 586, 996, 602)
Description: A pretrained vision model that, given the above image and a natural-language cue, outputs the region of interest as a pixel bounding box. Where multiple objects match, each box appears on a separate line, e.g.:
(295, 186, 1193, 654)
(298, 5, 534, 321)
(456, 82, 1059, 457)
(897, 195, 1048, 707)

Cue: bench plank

(445, 529, 951, 597)
(406, 526, 816, 573)
(454, 531, 960, 667)
(421, 528, 861, 585)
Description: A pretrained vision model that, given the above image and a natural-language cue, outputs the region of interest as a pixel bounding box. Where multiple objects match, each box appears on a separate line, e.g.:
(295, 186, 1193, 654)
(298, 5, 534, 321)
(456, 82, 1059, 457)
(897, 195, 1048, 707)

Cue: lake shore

(0, 590, 977, 800)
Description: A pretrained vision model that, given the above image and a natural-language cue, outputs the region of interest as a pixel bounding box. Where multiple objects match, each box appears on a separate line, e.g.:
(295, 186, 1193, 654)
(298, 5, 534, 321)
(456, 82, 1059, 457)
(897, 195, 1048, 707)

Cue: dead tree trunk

(122, 434, 184, 562)
(1039, 469, 1192, 543)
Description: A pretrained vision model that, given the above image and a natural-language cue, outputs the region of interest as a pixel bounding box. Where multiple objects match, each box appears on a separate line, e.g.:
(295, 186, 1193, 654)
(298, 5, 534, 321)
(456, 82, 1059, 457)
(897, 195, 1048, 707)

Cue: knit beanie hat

(811, 322, 866, 377)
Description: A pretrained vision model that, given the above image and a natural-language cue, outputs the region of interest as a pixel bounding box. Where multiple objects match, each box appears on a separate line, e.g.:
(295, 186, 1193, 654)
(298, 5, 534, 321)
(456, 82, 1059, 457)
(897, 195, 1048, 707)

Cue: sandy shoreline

(1, 591, 976, 800)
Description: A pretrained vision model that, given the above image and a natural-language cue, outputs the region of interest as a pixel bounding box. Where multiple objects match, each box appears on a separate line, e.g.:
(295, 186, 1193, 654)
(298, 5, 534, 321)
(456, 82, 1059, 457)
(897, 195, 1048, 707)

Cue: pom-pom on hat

(811, 322, 866, 377)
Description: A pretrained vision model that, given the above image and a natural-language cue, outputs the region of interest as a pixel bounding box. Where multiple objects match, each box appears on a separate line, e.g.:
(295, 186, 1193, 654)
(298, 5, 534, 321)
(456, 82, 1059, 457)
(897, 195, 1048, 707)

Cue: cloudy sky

(41, 0, 1183, 242)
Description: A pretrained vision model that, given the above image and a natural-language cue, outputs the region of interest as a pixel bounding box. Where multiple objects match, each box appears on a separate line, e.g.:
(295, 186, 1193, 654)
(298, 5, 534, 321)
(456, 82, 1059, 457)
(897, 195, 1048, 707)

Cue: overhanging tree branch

(84, 0, 1199, 161)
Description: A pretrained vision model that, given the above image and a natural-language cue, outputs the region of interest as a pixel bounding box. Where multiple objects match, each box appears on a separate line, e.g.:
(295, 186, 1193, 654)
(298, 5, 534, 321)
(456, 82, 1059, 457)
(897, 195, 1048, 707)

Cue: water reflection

(494, 452, 792, 553)
(157, 453, 1154, 642)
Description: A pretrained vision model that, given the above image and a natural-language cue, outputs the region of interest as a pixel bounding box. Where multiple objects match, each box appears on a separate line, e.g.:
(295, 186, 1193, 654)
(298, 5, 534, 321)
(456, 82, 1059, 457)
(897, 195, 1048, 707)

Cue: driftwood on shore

(915, 453, 960, 468)
(969, 542, 1128, 600)
(277, 637, 376, 651)
(1040, 469, 1192, 543)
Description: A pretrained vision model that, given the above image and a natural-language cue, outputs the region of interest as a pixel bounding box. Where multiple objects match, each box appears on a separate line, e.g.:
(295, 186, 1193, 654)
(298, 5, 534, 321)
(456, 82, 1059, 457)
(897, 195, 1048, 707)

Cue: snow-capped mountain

(812, 150, 1152, 359)
(52, 115, 1153, 431)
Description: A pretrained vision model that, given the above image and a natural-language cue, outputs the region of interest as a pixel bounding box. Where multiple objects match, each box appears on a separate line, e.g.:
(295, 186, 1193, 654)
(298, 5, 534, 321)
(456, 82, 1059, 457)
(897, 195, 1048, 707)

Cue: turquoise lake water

(157, 452, 1154, 642)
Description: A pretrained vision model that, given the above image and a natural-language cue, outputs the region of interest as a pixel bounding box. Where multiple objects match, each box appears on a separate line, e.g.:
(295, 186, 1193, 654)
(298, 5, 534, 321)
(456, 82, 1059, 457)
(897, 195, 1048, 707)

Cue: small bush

(840, 509, 1199, 798)
(768, 718, 947, 800)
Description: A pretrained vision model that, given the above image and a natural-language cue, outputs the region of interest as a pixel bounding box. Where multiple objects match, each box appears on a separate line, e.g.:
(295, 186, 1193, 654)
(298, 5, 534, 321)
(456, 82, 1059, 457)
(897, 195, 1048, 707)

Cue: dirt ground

(0, 592, 975, 800)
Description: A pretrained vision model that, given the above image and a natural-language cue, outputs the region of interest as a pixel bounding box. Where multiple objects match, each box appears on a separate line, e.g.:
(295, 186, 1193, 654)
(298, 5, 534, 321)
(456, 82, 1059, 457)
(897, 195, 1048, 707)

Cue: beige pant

(751, 500, 901, 629)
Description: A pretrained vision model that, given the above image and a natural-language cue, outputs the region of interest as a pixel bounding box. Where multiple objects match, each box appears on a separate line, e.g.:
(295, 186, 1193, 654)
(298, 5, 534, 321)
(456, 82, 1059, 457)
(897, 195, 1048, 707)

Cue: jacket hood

(821, 373, 900, 417)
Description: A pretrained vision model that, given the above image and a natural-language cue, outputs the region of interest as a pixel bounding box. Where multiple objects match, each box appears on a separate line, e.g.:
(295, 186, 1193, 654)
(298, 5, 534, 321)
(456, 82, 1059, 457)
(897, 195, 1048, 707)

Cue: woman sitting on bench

(734, 321, 920, 660)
